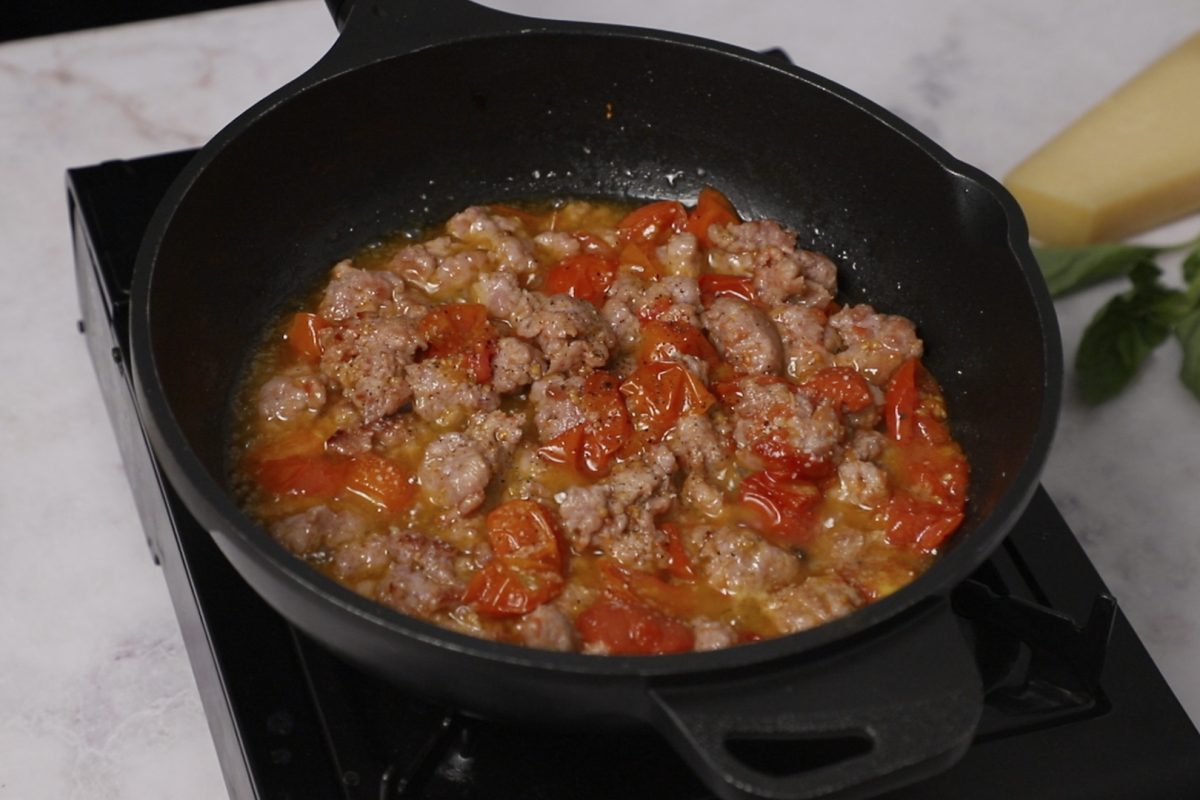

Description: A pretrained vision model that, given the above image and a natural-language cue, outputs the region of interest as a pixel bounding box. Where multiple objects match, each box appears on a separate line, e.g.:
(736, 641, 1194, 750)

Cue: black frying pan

(129, 2, 1062, 798)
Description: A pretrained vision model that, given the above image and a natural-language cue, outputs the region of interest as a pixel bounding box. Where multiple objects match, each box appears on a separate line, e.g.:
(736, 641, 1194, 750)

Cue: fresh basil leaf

(1177, 309, 1200, 401)
(1183, 243, 1200, 290)
(1075, 263, 1189, 404)
(1035, 242, 1161, 298)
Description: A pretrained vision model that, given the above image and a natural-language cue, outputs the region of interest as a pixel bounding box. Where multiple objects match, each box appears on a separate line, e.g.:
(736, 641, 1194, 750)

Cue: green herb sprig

(1034, 233, 1200, 404)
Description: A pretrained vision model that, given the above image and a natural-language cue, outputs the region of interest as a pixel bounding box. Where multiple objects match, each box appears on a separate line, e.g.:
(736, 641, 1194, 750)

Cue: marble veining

(1, 1, 1197, 797)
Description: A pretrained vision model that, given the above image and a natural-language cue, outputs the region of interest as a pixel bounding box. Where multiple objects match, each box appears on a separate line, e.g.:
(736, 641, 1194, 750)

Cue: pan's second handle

(648, 602, 981, 800)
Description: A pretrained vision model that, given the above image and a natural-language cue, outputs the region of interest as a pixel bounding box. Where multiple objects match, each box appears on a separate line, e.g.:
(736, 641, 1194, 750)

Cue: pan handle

(648, 600, 981, 800)
(318, 0, 561, 70)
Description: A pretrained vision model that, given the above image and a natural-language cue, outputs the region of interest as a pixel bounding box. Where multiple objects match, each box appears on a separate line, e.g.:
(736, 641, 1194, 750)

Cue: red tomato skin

(255, 454, 347, 500)
(576, 601, 694, 655)
(687, 187, 739, 246)
(620, 362, 715, 442)
(698, 274, 756, 307)
(285, 312, 328, 362)
(536, 372, 632, 477)
(344, 453, 416, 513)
(884, 493, 964, 553)
(800, 367, 874, 413)
(661, 523, 695, 580)
(543, 253, 618, 307)
(750, 437, 835, 481)
(885, 358, 919, 441)
(638, 319, 720, 369)
(617, 200, 688, 247)
(739, 471, 821, 545)
(418, 304, 496, 383)
(464, 561, 563, 617)
(485, 500, 564, 572)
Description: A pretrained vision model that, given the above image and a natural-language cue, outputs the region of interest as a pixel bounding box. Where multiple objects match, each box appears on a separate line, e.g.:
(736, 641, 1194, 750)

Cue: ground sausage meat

(702, 296, 784, 376)
(234, 191, 969, 654)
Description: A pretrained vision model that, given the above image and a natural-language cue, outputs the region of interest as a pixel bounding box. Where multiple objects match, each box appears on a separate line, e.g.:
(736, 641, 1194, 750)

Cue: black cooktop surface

(70, 151, 1200, 800)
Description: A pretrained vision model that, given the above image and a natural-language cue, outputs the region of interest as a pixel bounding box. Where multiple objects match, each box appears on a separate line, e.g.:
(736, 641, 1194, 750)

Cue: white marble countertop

(2, 1, 1197, 796)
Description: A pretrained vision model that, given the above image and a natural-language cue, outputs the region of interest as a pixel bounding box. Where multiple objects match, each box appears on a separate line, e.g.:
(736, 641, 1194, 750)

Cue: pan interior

(146, 33, 1048, 599)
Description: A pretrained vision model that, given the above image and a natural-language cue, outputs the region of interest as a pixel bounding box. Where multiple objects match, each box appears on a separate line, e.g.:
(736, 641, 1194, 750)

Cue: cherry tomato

(884, 358, 918, 441)
(800, 367, 874, 413)
(576, 600, 694, 655)
(884, 358, 951, 444)
(575, 231, 615, 256)
(739, 470, 821, 545)
(419, 303, 496, 383)
(620, 362, 715, 442)
(661, 523, 695, 580)
(344, 453, 416, 514)
(464, 561, 564, 617)
(543, 253, 619, 307)
(687, 187, 739, 246)
(618, 241, 660, 280)
(638, 319, 720, 370)
(617, 200, 688, 247)
(419, 303, 490, 358)
(537, 371, 632, 476)
(884, 492, 964, 553)
(698, 274, 756, 307)
(892, 444, 969, 510)
(285, 312, 328, 363)
(255, 454, 348, 501)
(750, 437, 834, 481)
(486, 500, 564, 572)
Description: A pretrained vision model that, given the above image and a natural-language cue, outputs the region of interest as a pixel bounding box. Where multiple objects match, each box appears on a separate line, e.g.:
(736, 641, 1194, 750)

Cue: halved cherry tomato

(576, 600, 694, 655)
(464, 560, 564, 617)
(620, 361, 715, 442)
(543, 253, 619, 307)
(537, 371, 632, 476)
(255, 454, 348, 501)
(485, 500, 564, 572)
(251, 428, 328, 462)
(419, 303, 496, 384)
(687, 187, 739, 247)
(884, 358, 919, 442)
(594, 558, 700, 617)
(617, 200, 688, 247)
(344, 453, 416, 514)
(884, 358, 951, 444)
(575, 232, 615, 256)
(800, 367, 874, 413)
(419, 303, 491, 358)
(750, 437, 834, 481)
(739, 470, 821, 545)
(891, 444, 969, 510)
(638, 319, 720, 370)
(884, 492, 964, 553)
(285, 312, 329, 363)
(661, 523, 695, 580)
(698, 274, 756, 307)
(637, 294, 674, 322)
(618, 241, 660, 280)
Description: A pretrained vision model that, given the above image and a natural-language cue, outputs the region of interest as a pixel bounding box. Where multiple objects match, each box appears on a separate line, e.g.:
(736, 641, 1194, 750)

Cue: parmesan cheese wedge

(1005, 32, 1200, 245)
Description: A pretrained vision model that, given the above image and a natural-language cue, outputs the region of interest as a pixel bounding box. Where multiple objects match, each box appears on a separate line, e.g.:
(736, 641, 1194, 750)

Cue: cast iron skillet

(129, 1, 1061, 797)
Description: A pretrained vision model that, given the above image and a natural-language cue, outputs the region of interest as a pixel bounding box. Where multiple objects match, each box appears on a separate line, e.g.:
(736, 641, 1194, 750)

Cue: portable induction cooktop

(70, 149, 1200, 800)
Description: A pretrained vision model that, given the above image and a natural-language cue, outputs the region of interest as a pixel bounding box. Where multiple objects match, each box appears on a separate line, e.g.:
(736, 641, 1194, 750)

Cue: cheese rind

(1005, 32, 1200, 246)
